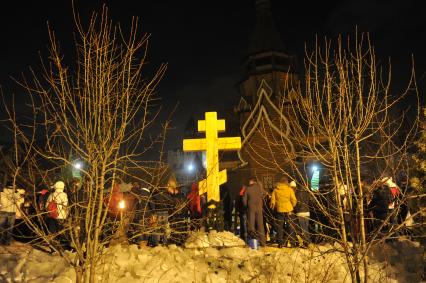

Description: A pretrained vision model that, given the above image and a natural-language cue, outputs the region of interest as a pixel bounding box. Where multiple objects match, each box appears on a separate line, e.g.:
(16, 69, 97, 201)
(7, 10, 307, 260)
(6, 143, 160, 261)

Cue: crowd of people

(0, 172, 421, 250)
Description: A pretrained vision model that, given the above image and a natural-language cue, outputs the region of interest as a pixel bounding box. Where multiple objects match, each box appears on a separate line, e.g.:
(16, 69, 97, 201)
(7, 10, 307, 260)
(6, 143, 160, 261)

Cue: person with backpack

(45, 181, 68, 235)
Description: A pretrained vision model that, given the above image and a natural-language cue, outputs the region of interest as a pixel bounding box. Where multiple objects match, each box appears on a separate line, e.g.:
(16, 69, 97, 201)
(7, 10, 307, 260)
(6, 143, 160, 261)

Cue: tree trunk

(355, 140, 368, 283)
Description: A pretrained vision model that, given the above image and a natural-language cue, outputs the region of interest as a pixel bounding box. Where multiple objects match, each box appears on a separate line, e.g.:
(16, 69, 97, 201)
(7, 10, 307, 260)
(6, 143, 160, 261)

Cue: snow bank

(0, 235, 423, 282)
(0, 246, 75, 283)
(368, 237, 424, 283)
(185, 230, 246, 248)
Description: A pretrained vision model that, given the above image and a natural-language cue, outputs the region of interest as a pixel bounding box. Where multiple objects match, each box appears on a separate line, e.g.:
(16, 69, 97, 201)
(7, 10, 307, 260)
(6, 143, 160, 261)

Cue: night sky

(0, 0, 425, 149)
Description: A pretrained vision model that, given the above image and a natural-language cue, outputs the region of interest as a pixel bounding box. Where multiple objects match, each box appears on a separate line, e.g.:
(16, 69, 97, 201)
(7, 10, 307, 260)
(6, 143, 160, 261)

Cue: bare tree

(2, 6, 169, 282)
(248, 32, 420, 282)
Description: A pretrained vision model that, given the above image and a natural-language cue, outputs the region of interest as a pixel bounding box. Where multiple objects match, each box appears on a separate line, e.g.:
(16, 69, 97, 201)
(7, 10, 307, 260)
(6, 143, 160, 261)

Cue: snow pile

(368, 237, 424, 283)
(95, 242, 416, 283)
(185, 230, 246, 248)
(0, 236, 423, 282)
(0, 248, 75, 283)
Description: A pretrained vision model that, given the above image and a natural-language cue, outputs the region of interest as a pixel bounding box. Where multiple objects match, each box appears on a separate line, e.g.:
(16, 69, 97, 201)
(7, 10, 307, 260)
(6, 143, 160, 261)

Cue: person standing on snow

(0, 183, 24, 245)
(187, 182, 202, 228)
(381, 177, 401, 232)
(45, 181, 68, 235)
(270, 176, 297, 248)
(236, 185, 247, 242)
(243, 177, 266, 246)
(369, 180, 391, 235)
(293, 181, 311, 246)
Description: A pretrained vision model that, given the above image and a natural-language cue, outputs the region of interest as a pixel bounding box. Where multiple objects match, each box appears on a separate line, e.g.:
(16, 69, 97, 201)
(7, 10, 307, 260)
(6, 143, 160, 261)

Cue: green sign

(311, 170, 320, 191)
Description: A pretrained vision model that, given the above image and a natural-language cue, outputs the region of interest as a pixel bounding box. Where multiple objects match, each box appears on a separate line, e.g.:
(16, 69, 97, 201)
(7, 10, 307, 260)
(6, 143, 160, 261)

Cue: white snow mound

(185, 230, 246, 248)
(0, 237, 423, 282)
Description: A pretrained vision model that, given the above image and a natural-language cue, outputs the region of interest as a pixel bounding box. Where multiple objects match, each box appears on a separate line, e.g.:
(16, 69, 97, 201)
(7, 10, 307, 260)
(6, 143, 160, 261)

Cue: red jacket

(187, 183, 201, 215)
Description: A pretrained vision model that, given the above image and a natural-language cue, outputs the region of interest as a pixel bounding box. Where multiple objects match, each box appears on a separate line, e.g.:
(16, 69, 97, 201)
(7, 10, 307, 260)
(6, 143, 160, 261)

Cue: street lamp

(73, 161, 83, 170)
(187, 163, 194, 172)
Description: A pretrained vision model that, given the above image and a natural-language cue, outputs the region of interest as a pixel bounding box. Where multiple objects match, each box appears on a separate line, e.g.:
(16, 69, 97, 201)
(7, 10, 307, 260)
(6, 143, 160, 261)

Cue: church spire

(248, 0, 286, 55)
(242, 0, 296, 78)
(237, 0, 298, 107)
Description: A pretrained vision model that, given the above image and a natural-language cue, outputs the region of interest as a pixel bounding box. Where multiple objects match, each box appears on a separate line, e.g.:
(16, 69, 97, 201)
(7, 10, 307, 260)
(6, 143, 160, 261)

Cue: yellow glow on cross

(183, 112, 241, 208)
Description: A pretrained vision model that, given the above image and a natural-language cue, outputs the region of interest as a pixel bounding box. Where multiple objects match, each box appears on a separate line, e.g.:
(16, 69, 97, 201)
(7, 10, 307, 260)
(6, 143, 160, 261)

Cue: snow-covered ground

(0, 232, 423, 283)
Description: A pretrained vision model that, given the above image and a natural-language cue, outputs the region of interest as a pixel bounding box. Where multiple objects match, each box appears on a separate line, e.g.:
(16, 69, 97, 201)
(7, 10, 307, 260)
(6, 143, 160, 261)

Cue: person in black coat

(150, 184, 186, 246)
(293, 181, 311, 246)
(131, 183, 156, 244)
(369, 182, 391, 235)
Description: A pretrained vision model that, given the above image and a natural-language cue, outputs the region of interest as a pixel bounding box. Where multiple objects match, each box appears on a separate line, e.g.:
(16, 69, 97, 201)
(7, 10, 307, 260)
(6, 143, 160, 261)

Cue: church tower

(237, 0, 298, 110)
(234, 0, 298, 190)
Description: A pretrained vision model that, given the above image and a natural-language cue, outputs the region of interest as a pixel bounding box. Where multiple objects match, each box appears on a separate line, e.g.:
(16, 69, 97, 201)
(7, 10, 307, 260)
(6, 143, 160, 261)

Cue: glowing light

(312, 165, 318, 172)
(118, 200, 126, 210)
(187, 163, 194, 172)
(73, 162, 82, 170)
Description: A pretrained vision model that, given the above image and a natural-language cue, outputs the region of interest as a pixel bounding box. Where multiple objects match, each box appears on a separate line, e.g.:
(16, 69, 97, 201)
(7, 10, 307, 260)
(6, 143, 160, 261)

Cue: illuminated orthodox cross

(183, 112, 241, 208)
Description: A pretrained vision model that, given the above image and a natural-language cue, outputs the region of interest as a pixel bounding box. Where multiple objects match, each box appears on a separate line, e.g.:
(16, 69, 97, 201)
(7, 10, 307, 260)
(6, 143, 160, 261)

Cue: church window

(262, 174, 274, 190)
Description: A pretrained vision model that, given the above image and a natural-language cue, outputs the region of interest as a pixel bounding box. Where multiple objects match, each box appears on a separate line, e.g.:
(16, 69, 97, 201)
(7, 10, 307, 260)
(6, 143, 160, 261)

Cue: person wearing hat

(45, 181, 68, 235)
(270, 176, 297, 248)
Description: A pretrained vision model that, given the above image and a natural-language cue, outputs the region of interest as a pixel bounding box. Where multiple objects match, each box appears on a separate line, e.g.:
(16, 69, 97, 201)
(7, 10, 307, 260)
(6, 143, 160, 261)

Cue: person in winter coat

(236, 185, 247, 242)
(293, 181, 311, 246)
(382, 177, 400, 228)
(36, 181, 51, 213)
(270, 176, 297, 248)
(45, 181, 68, 235)
(149, 179, 186, 246)
(243, 177, 266, 246)
(187, 183, 202, 220)
(369, 180, 391, 234)
(0, 185, 24, 244)
(132, 183, 156, 245)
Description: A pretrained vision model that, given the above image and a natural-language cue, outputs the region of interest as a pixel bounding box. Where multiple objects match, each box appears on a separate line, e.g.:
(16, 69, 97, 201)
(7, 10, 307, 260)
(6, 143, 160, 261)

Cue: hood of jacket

(275, 182, 292, 191)
(55, 187, 64, 193)
(271, 182, 297, 213)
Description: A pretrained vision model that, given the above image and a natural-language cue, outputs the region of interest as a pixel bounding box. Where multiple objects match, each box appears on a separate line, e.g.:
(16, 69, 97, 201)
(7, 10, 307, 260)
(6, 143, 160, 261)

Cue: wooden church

(231, 0, 300, 191)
